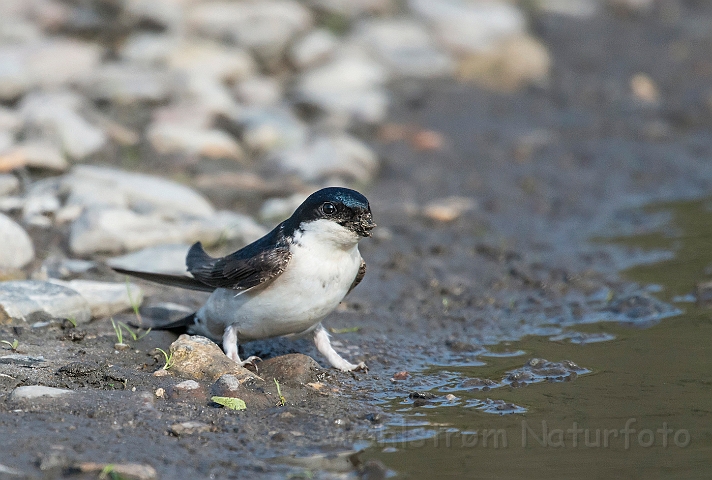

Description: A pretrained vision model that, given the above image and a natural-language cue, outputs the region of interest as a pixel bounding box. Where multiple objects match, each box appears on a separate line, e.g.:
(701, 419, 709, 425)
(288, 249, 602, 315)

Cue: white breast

(194, 219, 362, 341)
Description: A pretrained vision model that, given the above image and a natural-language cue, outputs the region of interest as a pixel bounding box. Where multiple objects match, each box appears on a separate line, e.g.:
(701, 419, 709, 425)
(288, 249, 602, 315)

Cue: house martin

(112, 187, 375, 371)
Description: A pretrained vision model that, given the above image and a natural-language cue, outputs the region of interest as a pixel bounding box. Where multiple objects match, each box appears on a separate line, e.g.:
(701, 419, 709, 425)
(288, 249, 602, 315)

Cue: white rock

(275, 134, 379, 183)
(1, 142, 68, 171)
(0, 107, 21, 134)
(22, 193, 60, 225)
(289, 29, 339, 69)
(0, 213, 34, 269)
(182, 73, 242, 118)
(167, 42, 256, 83)
(0, 280, 91, 323)
(63, 165, 215, 218)
(0, 39, 102, 100)
(120, 32, 177, 65)
(19, 91, 107, 160)
(423, 196, 477, 222)
(69, 208, 266, 256)
(187, 1, 312, 61)
(234, 76, 283, 107)
(0, 174, 18, 196)
(38, 257, 97, 280)
(85, 62, 174, 104)
(259, 193, 309, 223)
(409, 0, 526, 53)
(0, 130, 14, 153)
(239, 107, 308, 154)
(53, 279, 143, 319)
(294, 53, 390, 124)
(353, 19, 455, 78)
(107, 244, 192, 276)
(147, 123, 245, 161)
(8, 385, 74, 401)
(0, 196, 23, 213)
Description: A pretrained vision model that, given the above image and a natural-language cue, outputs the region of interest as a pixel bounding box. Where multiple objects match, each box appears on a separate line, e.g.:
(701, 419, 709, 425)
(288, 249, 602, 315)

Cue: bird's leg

(223, 325, 260, 368)
(313, 324, 367, 372)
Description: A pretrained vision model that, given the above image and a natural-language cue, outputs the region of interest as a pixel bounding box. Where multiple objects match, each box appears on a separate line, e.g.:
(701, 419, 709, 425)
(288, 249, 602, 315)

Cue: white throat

(295, 219, 360, 250)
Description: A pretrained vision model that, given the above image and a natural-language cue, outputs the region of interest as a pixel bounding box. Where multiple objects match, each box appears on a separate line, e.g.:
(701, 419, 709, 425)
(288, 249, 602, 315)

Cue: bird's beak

(359, 213, 376, 237)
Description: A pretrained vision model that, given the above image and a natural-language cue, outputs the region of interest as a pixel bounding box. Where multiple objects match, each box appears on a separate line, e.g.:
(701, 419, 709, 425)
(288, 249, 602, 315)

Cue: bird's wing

(347, 258, 366, 295)
(111, 267, 216, 292)
(186, 232, 291, 291)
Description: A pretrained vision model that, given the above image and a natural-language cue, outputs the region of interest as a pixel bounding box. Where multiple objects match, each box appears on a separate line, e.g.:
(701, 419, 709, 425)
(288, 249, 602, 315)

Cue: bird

(112, 187, 375, 372)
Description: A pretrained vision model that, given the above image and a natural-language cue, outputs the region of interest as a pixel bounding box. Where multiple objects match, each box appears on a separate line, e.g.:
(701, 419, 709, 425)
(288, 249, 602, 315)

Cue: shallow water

(363, 199, 712, 478)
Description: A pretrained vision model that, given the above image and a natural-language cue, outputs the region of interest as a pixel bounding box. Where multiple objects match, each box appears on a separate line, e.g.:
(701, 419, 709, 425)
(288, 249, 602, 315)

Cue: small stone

(391, 371, 409, 381)
(258, 353, 322, 385)
(69, 208, 265, 256)
(167, 379, 206, 402)
(294, 53, 389, 125)
(354, 19, 455, 78)
(22, 193, 60, 225)
(168, 334, 260, 382)
(107, 244, 192, 276)
(0, 39, 102, 101)
(0, 213, 34, 269)
(38, 257, 96, 280)
(0, 107, 22, 133)
(0, 354, 44, 366)
(0, 280, 91, 324)
(19, 91, 107, 160)
(52, 280, 143, 319)
(167, 42, 256, 83)
(114, 343, 130, 351)
(0, 174, 19, 196)
(259, 193, 309, 223)
(630, 73, 659, 103)
(120, 32, 177, 65)
(423, 196, 477, 222)
(8, 385, 73, 401)
(289, 29, 338, 69)
(409, 0, 526, 53)
(274, 133, 379, 183)
(84, 62, 173, 104)
(64, 165, 215, 218)
(410, 129, 444, 151)
(234, 76, 283, 107)
(155, 387, 165, 398)
(187, 1, 312, 63)
(170, 421, 211, 436)
(239, 107, 308, 154)
(147, 123, 245, 161)
(210, 374, 242, 397)
(456, 34, 551, 91)
(0, 143, 68, 172)
(153, 369, 170, 377)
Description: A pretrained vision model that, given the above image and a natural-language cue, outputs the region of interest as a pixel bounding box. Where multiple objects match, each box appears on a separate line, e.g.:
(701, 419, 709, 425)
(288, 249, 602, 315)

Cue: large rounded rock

(0, 213, 34, 269)
(0, 280, 91, 324)
(169, 335, 260, 383)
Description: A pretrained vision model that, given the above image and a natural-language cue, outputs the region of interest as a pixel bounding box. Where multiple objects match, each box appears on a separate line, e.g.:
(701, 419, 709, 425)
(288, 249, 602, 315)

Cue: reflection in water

(364, 200, 712, 478)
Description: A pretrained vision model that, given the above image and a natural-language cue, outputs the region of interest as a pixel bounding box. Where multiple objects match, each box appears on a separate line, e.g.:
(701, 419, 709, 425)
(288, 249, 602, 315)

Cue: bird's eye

(321, 202, 336, 215)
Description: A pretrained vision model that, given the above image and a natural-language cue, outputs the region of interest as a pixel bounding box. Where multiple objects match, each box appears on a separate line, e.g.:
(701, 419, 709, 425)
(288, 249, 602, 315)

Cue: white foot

(313, 324, 367, 372)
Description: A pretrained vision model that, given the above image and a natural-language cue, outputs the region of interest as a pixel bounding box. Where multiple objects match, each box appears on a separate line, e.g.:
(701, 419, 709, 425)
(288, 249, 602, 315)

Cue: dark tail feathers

(125, 312, 196, 334)
(186, 242, 214, 272)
